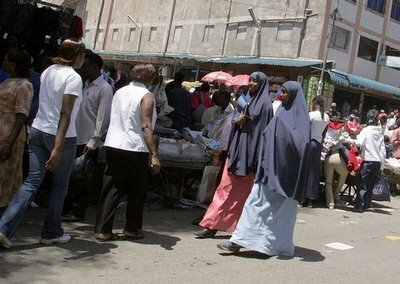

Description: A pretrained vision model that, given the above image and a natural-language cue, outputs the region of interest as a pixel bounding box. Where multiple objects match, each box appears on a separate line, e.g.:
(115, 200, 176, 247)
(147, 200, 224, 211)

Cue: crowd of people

(0, 38, 396, 257)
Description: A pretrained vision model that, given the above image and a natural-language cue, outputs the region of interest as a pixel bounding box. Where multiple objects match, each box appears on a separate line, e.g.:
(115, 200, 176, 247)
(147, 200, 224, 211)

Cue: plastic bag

(196, 166, 220, 203)
(71, 153, 95, 187)
(371, 175, 391, 202)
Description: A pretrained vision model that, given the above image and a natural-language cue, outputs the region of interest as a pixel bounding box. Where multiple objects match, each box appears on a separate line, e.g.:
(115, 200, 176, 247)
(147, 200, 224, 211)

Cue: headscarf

(227, 71, 273, 176)
(255, 81, 311, 202)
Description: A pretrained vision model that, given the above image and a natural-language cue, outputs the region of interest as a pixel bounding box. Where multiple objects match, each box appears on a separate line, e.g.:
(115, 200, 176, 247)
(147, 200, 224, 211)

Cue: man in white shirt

(346, 116, 386, 212)
(63, 50, 113, 220)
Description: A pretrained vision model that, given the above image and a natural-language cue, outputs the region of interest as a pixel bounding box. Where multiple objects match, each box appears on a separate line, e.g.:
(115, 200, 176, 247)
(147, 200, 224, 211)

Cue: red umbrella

(201, 71, 233, 83)
(226, 74, 250, 88)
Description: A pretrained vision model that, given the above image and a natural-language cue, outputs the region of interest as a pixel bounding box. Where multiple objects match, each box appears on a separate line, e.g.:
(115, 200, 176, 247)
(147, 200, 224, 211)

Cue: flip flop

(96, 233, 120, 242)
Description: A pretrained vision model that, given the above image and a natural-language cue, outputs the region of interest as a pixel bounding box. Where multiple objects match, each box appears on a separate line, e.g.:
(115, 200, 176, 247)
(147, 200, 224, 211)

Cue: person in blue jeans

(0, 39, 85, 249)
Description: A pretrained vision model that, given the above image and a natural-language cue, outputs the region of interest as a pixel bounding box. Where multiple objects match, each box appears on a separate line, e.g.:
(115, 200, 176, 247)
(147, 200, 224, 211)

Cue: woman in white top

(304, 95, 329, 206)
(95, 64, 160, 242)
(0, 39, 85, 249)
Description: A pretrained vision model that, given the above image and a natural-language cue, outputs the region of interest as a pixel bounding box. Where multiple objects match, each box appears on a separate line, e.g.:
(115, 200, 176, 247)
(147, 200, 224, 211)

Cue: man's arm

(85, 85, 113, 153)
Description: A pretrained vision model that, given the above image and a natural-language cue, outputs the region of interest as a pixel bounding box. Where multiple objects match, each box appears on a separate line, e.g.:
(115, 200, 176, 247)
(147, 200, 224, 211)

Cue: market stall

(156, 128, 211, 200)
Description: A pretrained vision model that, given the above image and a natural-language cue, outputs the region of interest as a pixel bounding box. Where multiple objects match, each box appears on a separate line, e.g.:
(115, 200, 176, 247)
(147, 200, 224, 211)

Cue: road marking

(340, 221, 358, 225)
(324, 242, 354, 250)
(385, 235, 400, 241)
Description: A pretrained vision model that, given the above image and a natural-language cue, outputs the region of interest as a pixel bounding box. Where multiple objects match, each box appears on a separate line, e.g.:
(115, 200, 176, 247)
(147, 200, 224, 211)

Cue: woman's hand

(45, 148, 61, 171)
(235, 112, 250, 126)
(149, 155, 161, 174)
(0, 143, 13, 162)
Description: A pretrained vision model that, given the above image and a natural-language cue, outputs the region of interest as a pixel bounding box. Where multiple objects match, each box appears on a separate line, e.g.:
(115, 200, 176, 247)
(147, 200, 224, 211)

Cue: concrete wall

(56, 0, 400, 89)
(79, 0, 327, 58)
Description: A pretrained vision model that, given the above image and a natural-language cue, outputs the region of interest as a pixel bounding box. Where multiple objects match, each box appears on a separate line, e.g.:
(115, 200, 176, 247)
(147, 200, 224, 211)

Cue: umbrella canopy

(201, 71, 233, 83)
(226, 74, 251, 88)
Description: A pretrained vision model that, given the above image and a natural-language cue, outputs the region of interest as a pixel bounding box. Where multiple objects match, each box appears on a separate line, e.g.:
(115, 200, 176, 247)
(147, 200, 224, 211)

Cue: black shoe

(194, 228, 217, 238)
(217, 241, 242, 253)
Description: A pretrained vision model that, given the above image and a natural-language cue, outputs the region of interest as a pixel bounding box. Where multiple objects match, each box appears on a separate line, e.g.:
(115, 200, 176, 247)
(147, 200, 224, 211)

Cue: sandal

(96, 233, 120, 242)
(122, 229, 144, 240)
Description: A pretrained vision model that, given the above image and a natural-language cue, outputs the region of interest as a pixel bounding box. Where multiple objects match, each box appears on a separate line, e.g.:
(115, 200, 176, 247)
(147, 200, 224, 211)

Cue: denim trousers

(355, 161, 381, 210)
(0, 128, 76, 239)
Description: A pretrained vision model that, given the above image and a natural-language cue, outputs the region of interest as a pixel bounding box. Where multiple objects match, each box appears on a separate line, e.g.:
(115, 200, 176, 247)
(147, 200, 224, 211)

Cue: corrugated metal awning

(97, 51, 329, 67)
(97, 50, 210, 61)
(203, 56, 328, 67)
(327, 69, 400, 99)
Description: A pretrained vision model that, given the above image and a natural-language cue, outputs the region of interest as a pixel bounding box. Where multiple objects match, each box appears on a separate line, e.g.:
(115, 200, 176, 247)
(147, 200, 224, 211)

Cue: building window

(357, 36, 379, 62)
(385, 46, 400, 70)
(330, 27, 351, 51)
(235, 24, 247, 40)
(202, 25, 214, 42)
(386, 45, 400, 56)
(111, 28, 118, 42)
(149, 27, 157, 41)
(173, 25, 182, 42)
(367, 0, 385, 14)
(98, 29, 104, 42)
(128, 27, 136, 42)
(391, 0, 400, 21)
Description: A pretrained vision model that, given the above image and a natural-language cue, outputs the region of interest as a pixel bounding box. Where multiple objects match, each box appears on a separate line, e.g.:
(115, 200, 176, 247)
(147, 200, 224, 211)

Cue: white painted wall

(387, 19, 400, 40)
(328, 48, 351, 72)
(353, 58, 378, 79)
(331, 0, 357, 22)
(379, 67, 400, 88)
(360, 9, 384, 34)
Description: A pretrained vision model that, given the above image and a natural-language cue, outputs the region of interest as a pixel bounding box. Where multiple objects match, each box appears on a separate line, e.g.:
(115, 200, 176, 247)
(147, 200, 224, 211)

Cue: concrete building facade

(51, 0, 400, 114)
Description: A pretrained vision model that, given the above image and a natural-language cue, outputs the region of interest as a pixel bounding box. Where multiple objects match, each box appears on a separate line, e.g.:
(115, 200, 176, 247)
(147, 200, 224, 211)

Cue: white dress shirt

(76, 75, 113, 148)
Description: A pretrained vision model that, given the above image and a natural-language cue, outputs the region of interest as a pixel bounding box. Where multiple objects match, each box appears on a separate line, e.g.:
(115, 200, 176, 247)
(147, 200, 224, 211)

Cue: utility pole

(317, 7, 339, 96)
(221, 0, 233, 56)
(297, 0, 318, 58)
(248, 7, 262, 57)
(163, 0, 177, 62)
(93, 0, 105, 50)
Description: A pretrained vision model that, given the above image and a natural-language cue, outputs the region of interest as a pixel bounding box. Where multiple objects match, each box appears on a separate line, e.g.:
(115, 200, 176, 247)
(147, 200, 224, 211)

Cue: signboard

(378, 55, 400, 68)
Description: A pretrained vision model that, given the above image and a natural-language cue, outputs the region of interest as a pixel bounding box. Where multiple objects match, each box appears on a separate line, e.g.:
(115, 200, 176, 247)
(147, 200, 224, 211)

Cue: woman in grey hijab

(218, 81, 311, 256)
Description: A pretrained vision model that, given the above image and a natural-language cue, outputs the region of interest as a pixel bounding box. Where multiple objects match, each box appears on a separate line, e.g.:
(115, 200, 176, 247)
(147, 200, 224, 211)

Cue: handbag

(371, 175, 391, 202)
(196, 166, 220, 203)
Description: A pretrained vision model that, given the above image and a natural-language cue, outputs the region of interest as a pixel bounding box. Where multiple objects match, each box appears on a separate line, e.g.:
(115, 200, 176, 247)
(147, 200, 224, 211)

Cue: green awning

(327, 69, 400, 99)
(81, 38, 94, 51)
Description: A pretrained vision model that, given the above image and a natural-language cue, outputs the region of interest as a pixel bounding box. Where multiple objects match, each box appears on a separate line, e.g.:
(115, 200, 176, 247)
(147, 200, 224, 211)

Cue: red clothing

(191, 91, 213, 109)
(345, 121, 362, 138)
(200, 162, 254, 232)
(391, 128, 400, 158)
(347, 145, 362, 173)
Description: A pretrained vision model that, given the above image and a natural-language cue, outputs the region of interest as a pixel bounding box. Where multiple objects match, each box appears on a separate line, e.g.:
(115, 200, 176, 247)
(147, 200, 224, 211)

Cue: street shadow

(219, 251, 271, 260)
(0, 237, 118, 261)
(218, 246, 325, 262)
(125, 230, 180, 250)
(209, 235, 231, 240)
(283, 246, 325, 262)
(63, 238, 118, 260)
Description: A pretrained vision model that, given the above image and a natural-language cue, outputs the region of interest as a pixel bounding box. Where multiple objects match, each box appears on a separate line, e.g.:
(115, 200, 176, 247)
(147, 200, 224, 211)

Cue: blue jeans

(355, 161, 381, 210)
(0, 128, 76, 239)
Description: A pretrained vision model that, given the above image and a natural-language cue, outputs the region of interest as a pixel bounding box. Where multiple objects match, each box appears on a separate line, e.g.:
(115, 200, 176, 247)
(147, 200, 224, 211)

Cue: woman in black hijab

(219, 81, 311, 256)
(195, 71, 273, 238)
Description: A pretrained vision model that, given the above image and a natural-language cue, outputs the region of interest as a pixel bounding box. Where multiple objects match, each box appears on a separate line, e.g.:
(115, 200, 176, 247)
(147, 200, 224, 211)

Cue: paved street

(1, 196, 400, 284)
